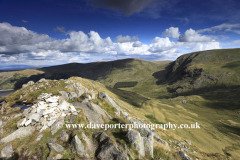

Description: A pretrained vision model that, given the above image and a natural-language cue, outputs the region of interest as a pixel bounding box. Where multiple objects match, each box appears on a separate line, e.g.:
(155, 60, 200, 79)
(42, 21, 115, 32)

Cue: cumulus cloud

(149, 37, 176, 53)
(114, 35, 139, 43)
(132, 41, 143, 47)
(197, 23, 240, 34)
(89, 0, 153, 16)
(0, 22, 51, 46)
(178, 28, 216, 42)
(0, 22, 224, 65)
(162, 27, 180, 38)
(54, 26, 66, 33)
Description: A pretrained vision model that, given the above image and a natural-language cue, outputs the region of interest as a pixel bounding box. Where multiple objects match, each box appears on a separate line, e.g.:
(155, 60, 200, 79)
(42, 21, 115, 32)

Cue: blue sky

(0, 0, 240, 67)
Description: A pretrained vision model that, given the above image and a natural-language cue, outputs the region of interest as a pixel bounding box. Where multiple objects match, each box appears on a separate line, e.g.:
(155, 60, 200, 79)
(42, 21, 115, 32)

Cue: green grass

(113, 81, 138, 88)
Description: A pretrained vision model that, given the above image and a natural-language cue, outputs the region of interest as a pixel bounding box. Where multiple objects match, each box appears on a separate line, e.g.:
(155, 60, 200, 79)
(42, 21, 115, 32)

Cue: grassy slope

(118, 48, 240, 159)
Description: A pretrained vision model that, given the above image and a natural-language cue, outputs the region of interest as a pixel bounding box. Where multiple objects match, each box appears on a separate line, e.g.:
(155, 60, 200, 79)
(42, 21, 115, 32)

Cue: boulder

(58, 100, 69, 111)
(72, 102, 104, 124)
(69, 91, 78, 100)
(82, 132, 97, 154)
(37, 101, 48, 109)
(50, 118, 64, 135)
(93, 132, 128, 160)
(48, 143, 64, 152)
(97, 143, 129, 160)
(177, 150, 192, 160)
(125, 129, 145, 157)
(59, 91, 69, 101)
(47, 154, 63, 160)
(60, 130, 69, 142)
(86, 102, 112, 119)
(27, 113, 42, 122)
(71, 135, 89, 158)
(45, 96, 59, 103)
(22, 81, 34, 88)
(0, 126, 35, 143)
(1, 144, 14, 160)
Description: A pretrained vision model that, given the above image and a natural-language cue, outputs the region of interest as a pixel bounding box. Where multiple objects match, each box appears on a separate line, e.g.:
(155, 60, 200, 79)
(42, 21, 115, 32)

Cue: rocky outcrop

(48, 143, 65, 152)
(71, 135, 90, 158)
(98, 92, 122, 116)
(22, 81, 35, 88)
(177, 150, 192, 160)
(1, 143, 14, 160)
(125, 129, 145, 157)
(73, 102, 105, 124)
(93, 132, 129, 160)
(0, 126, 35, 143)
(60, 130, 69, 142)
(18, 93, 79, 133)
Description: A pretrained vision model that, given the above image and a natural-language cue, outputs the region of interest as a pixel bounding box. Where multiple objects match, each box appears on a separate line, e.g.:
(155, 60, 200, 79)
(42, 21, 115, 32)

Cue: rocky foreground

(0, 78, 198, 160)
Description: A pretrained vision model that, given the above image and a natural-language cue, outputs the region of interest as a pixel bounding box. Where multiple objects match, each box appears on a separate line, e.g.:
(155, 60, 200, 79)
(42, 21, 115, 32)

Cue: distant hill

(0, 58, 170, 90)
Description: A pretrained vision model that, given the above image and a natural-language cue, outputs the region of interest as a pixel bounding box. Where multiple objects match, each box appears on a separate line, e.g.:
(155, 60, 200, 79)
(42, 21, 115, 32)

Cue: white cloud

(0, 22, 51, 46)
(0, 22, 224, 65)
(132, 41, 143, 47)
(22, 20, 28, 23)
(114, 35, 139, 43)
(149, 37, 176, 53)
(162, 27, 180, 38)
(197, 23, 240, 34)
(178, 28, 216, 42)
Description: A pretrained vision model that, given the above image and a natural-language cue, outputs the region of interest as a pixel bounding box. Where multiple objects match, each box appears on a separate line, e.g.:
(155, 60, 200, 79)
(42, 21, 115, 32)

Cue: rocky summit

(0, 78, 175, 160)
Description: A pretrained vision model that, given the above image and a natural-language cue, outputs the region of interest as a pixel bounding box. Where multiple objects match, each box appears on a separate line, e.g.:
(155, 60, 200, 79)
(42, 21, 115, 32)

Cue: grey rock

(38, 78, 47, 83)
(47, 138, 57, 143)
(1, 144, 14, 160)
(98, 92, 122, 116)
(47, 154, 63, 160)
(22, 81, 34, 88)
(58, 100, 70, 111)
(48, 143, 64, 152)
(75, 87, 85, 97)
(27, 113, 42, 122)
(177, 150, 192, 160)
(60, 130, 69, 142)
(181, 100, 187, 104)
(72, 102, 104, 124)
(143, 133, 153, 158)
(36, 134, 43, 142)
(87, 102, 112, 119)
(69, 91, 78, 100)
(0, 126, 35, 143)
(184, 140, 192, 145)
(69, 115, 76, 123)
(97, 143, 129, 160)
(59, 91, 69, 101)
(93, 132, 128, 160)
(125, 129, 145, 157)
(50, 118, 64, 135)
(85, 94, 92, 100)
(71, 135, 89, 158)
(91, 92, 96, 99)
(82, 132, 97, 154)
